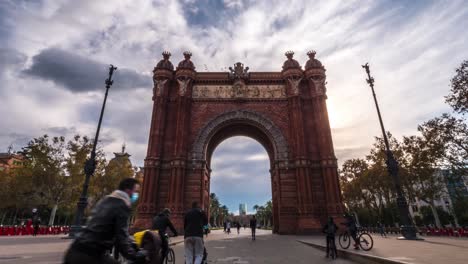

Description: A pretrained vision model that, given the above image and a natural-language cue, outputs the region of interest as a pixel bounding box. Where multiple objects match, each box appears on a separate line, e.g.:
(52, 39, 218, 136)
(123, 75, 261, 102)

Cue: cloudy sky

(1, 0, 467, 213)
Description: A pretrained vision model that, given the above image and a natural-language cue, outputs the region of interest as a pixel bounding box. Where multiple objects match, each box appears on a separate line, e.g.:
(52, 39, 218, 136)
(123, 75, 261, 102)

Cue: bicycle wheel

(165, 248, 175, 264)
(338, 233, 351, 249)
(358, 232, 374, 251)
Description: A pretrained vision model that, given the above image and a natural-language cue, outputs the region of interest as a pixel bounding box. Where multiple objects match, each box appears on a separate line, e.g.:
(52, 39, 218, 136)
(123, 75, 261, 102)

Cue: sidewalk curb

(297, 240, 412, 264)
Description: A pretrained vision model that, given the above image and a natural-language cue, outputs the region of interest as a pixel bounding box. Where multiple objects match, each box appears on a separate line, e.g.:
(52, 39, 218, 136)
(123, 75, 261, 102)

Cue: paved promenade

(2, 229, 467, 263)
(298, 234, 468, 264)
(0, 229, 354, 264)
(173, 229, 354, 264)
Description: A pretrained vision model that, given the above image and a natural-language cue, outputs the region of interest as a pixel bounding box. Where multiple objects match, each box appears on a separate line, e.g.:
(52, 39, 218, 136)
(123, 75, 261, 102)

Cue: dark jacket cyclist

(152, 208, 178, 264)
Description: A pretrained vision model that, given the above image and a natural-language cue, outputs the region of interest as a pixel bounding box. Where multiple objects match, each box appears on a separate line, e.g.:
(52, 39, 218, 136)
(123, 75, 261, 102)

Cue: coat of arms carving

(228, 62, 250, 80)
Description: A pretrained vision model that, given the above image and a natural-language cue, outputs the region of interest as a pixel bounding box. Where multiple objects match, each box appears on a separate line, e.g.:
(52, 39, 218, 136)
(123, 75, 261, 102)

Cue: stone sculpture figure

(177, 77, 190, 96)
(155, 79, 168, 97)
(287, 76, 303, 95)
(310, 75, 326, 95)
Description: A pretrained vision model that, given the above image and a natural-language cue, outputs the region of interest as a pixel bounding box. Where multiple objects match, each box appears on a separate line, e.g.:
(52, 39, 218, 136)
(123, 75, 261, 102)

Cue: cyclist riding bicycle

(340, 213, 359, 250)
(152, 208, 178, 264)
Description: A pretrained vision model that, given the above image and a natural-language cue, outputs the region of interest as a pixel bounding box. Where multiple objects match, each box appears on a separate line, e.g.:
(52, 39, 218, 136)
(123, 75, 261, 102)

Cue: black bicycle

(338, 230, 373, 251)
(164, 233, 175, 264)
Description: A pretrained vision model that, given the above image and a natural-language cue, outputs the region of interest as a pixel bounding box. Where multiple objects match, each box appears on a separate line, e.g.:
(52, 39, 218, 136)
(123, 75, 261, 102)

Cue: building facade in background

(0, 152, 24, 173)
(408, 169, 467, 227)
(239, 203, 247, 216)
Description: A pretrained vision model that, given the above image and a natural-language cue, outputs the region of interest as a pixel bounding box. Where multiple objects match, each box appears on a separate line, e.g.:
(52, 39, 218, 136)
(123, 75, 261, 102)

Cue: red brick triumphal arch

(134, 50, 344, 234)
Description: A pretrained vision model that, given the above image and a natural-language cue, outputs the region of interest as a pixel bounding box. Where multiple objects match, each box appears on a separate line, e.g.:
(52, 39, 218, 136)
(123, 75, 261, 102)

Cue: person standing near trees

(250, 215, 257, 240)
(32, 208, 41, 237)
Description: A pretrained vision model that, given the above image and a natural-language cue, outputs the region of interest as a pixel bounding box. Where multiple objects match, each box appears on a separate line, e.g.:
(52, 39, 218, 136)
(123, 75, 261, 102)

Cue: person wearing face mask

(63, 178, 147, 264)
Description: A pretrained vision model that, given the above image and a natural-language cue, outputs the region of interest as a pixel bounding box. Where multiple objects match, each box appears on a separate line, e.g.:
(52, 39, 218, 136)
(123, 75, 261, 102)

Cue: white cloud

(0, 0, 467, 174)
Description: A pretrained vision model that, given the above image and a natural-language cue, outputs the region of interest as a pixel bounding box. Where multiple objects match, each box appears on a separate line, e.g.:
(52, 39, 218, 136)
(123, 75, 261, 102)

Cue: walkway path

(173, 229, 354, 264)
(297, 234, 468, 264)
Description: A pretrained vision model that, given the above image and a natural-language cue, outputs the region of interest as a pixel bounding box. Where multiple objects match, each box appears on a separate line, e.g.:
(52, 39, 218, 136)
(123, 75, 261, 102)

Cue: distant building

(239, 203, 247, 216)
(409, 169, 468, 226)
(0, 151, 24, 173)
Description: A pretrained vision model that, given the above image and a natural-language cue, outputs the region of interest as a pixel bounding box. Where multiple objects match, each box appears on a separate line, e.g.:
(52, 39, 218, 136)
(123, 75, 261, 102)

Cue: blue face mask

(131, 192, 139, 203)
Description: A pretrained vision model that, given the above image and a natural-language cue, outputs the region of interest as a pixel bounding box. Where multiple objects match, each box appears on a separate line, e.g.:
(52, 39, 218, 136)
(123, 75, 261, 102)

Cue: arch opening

(210, 136, 272, 228)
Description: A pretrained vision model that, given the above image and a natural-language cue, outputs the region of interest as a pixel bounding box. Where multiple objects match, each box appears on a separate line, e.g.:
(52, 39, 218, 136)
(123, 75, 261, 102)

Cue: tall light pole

(362, 63, 419, 240)
(69, 65, 117, 238)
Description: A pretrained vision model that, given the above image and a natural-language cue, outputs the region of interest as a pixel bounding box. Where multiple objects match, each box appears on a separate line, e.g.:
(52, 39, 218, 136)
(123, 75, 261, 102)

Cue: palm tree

(264, 200, 273, 227)
(253, 204, 259, 213)
(209, 193, 220, 226)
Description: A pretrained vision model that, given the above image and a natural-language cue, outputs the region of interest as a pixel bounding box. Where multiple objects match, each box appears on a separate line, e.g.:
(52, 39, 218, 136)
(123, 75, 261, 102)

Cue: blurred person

(152, 208, 178, 264)
(322, 217, 338, 258)
(63, 178, 147, 264)
(250, 216, 257, 241)
(184, 202, 208, 264)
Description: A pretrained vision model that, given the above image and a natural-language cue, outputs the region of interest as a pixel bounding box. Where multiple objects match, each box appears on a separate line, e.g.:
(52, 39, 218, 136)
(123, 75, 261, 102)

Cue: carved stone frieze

(192, 85, 286, 99)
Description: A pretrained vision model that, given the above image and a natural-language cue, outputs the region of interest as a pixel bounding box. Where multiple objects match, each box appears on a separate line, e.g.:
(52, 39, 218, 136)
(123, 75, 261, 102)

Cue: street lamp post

(69, 65, 117, 238)
(362, 63, 419, 240)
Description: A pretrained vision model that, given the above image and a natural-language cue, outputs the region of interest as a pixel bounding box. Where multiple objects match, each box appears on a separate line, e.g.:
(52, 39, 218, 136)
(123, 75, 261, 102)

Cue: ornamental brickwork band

(192, 85, 286, 99)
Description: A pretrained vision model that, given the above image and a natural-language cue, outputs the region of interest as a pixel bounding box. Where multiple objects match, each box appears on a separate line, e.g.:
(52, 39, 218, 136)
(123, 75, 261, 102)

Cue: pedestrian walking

(223, 221, 227, 233)
(322, 217, 338, 259)
(250, 215, 257, 240)
(236, 222, 241, 235)
(63, 178, 147, 264)
(377, 221, 386, 237)
(226, 221, 231, 234)
(184, 201, 208, 264)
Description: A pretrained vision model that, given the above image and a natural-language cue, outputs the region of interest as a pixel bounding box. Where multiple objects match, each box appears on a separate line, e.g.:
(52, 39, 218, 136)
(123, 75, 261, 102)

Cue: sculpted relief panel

(192, 85, 286, 99)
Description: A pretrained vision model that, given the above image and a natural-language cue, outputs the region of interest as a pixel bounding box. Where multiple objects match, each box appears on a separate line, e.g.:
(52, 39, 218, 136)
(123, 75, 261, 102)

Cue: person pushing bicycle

(322, 216, 338, 258)
(152, 208, 178, 264)
(340, 213, 359, 250)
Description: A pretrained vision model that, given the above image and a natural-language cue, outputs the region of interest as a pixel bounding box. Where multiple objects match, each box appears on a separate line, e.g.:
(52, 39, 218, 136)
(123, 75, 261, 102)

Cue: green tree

(91, 152, 132, 207)
(17, 135, 71, 226)
(446, 60, 468, 115)
(418, 114, 467, 223)
(402, 135, 446, 227)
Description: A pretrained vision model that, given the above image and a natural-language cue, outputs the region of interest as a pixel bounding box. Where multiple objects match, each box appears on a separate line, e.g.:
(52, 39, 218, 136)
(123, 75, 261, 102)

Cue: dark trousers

(160, 234, 168, 264)
(63, 247, 119, 264)
(251, 228, 256, 240)
(379, 228, 386, 237)
(326, 236, 337, 256)
(33, 226, 39, 236)
(350, 230, 359, 247)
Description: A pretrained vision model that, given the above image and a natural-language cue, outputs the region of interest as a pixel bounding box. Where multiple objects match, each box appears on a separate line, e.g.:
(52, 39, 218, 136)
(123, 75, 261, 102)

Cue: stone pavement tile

(173, 229, 356, 263)
(298, 234, 468, 264)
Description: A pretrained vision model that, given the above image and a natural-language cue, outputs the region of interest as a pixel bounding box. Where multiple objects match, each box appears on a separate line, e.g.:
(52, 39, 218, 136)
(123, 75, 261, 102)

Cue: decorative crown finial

(307, 50, 316, 57)
(162, 51, 171, 58)
(285, 51, 294, 58)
